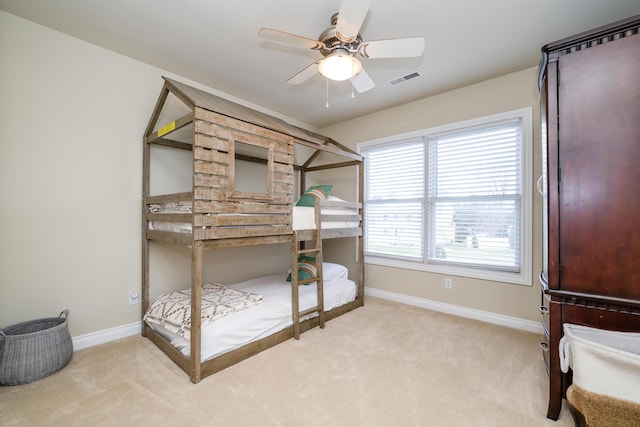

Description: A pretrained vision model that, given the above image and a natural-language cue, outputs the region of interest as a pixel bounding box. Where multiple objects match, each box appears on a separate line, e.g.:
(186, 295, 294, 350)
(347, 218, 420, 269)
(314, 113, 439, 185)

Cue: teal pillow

(295, 185, 333, 207)
(286, 255, 317, 283)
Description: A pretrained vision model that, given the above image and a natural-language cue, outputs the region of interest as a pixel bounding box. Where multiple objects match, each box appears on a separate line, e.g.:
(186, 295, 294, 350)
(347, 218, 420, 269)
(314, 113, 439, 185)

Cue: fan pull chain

(351, 61, 356, 99)
(326, 77, 329, 108)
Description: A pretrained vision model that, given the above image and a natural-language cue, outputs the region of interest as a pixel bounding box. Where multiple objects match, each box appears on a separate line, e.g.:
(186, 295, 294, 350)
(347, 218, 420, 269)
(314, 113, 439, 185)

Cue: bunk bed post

(190, 241, 203, 383)
(299, 174, 306, 203)
(299, 168, 306, 253)
(314, 201, 325, 328)
(141, 137, 150, 334)
(142, 85, 170, 336)
(290, 234, 301, 339)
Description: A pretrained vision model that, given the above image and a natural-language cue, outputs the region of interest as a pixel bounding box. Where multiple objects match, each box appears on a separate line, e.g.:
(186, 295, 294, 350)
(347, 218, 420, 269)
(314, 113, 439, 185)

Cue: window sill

(365, 255, 532, 286)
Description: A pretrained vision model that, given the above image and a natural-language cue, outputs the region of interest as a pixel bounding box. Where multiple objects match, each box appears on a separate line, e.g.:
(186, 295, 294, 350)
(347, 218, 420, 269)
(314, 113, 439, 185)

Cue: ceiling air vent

(388, 71, 422, 86)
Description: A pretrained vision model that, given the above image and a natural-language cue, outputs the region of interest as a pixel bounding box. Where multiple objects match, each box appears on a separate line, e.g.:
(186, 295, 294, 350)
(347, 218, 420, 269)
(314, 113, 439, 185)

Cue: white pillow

(323, 262, 348, 282)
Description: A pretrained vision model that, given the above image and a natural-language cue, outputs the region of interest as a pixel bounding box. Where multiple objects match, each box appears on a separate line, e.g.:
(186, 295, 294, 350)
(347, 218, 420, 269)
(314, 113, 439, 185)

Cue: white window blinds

(364, 140, 424, 259)
(427, 119, 521, 271)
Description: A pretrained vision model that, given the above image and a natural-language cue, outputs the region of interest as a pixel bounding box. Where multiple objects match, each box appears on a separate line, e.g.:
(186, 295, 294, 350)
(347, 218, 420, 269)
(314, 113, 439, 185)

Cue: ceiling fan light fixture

(318, 51, 362, 81)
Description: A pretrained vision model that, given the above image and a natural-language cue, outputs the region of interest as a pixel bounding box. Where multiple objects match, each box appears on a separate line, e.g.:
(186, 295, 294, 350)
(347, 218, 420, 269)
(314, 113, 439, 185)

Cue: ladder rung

(297, 277, 321, 286)
(300, 307, 321, 317)
(296, 248, 321, 255)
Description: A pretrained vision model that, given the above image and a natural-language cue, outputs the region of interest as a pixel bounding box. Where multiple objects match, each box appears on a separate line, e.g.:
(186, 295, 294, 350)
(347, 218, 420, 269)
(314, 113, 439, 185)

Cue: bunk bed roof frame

(144, 77, 363, 170)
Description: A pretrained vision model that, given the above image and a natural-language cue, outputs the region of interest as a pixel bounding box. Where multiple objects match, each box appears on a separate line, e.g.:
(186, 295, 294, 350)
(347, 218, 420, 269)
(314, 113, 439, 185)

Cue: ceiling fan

(258, 0, 425, 93)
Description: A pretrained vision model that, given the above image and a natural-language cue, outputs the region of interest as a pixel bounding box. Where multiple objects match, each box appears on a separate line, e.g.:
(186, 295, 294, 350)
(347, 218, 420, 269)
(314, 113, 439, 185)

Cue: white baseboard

(365, 287, 543, 334)
(72, 321, 141, 351)
(71, 290, 541, 351)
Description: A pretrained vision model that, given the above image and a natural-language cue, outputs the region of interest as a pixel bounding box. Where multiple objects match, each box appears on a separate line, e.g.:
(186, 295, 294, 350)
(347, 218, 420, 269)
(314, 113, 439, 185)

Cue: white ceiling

(2, 0, 640, 129)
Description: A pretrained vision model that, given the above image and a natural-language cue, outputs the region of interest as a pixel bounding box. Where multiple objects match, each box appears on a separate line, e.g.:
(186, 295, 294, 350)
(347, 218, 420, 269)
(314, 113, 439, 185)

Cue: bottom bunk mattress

(144, 268, 356, 362)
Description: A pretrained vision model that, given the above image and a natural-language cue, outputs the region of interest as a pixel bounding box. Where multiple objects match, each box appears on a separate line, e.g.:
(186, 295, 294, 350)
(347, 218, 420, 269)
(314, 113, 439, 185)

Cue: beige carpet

(1, 297, 573, 426)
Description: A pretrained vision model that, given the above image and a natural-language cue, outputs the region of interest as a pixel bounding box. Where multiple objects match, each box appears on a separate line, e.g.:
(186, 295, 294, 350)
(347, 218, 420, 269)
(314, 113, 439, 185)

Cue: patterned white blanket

(144, 284, 264, 339)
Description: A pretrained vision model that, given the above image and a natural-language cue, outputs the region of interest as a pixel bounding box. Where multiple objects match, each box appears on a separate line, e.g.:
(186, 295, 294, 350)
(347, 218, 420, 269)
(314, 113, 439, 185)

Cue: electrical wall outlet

(129, 290, 140, 305)
(444, 278, 453, 289)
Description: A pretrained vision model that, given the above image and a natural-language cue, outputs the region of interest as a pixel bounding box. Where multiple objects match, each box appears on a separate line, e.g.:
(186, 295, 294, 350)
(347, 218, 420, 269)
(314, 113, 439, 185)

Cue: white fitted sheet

(291, 205, 359, 230)
(146, 274, 356, 361)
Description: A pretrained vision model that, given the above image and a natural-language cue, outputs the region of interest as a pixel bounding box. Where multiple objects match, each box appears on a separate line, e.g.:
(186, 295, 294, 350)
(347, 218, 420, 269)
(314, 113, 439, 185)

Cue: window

(365, 140, 425, 260)
(227, 135, 273, 201)
(360, 108, 532, 285)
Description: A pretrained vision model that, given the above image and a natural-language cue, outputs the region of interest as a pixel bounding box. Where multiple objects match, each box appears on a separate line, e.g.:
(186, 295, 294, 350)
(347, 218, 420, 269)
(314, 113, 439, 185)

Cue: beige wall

(320, 67, 543, 322)
(0, 10, 543, 341)
(0, 12, 293, 336)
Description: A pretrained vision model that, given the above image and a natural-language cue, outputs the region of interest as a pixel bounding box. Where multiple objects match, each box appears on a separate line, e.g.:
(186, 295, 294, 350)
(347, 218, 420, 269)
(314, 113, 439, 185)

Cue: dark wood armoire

(539, 15, 640, 420)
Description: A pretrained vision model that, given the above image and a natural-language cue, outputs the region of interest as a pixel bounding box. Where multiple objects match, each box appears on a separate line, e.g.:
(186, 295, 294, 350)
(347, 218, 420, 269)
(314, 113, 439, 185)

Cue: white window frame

(358, 107, 533, 286)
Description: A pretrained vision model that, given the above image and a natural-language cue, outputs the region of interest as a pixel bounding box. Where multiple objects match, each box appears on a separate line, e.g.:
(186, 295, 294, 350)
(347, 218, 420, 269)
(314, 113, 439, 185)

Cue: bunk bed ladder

(291, 223, 325, 340)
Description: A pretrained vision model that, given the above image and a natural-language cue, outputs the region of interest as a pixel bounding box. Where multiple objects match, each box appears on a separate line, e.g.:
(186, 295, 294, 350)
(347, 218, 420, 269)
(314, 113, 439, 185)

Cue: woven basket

(0, 310, 73, 386)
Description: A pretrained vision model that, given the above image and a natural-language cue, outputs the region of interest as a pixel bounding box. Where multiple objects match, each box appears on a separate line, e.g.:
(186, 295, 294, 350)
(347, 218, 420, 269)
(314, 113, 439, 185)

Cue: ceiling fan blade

(350, 67, 375, 93)
(258, 27, 326, 51)
(287, 60, 322, 85)
(358, 37, 426, 58)
(335, 0, 371, 42)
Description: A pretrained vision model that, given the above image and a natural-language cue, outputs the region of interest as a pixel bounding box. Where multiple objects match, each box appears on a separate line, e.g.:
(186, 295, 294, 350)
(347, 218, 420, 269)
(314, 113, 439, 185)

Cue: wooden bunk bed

(141, 77, 364, 383)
